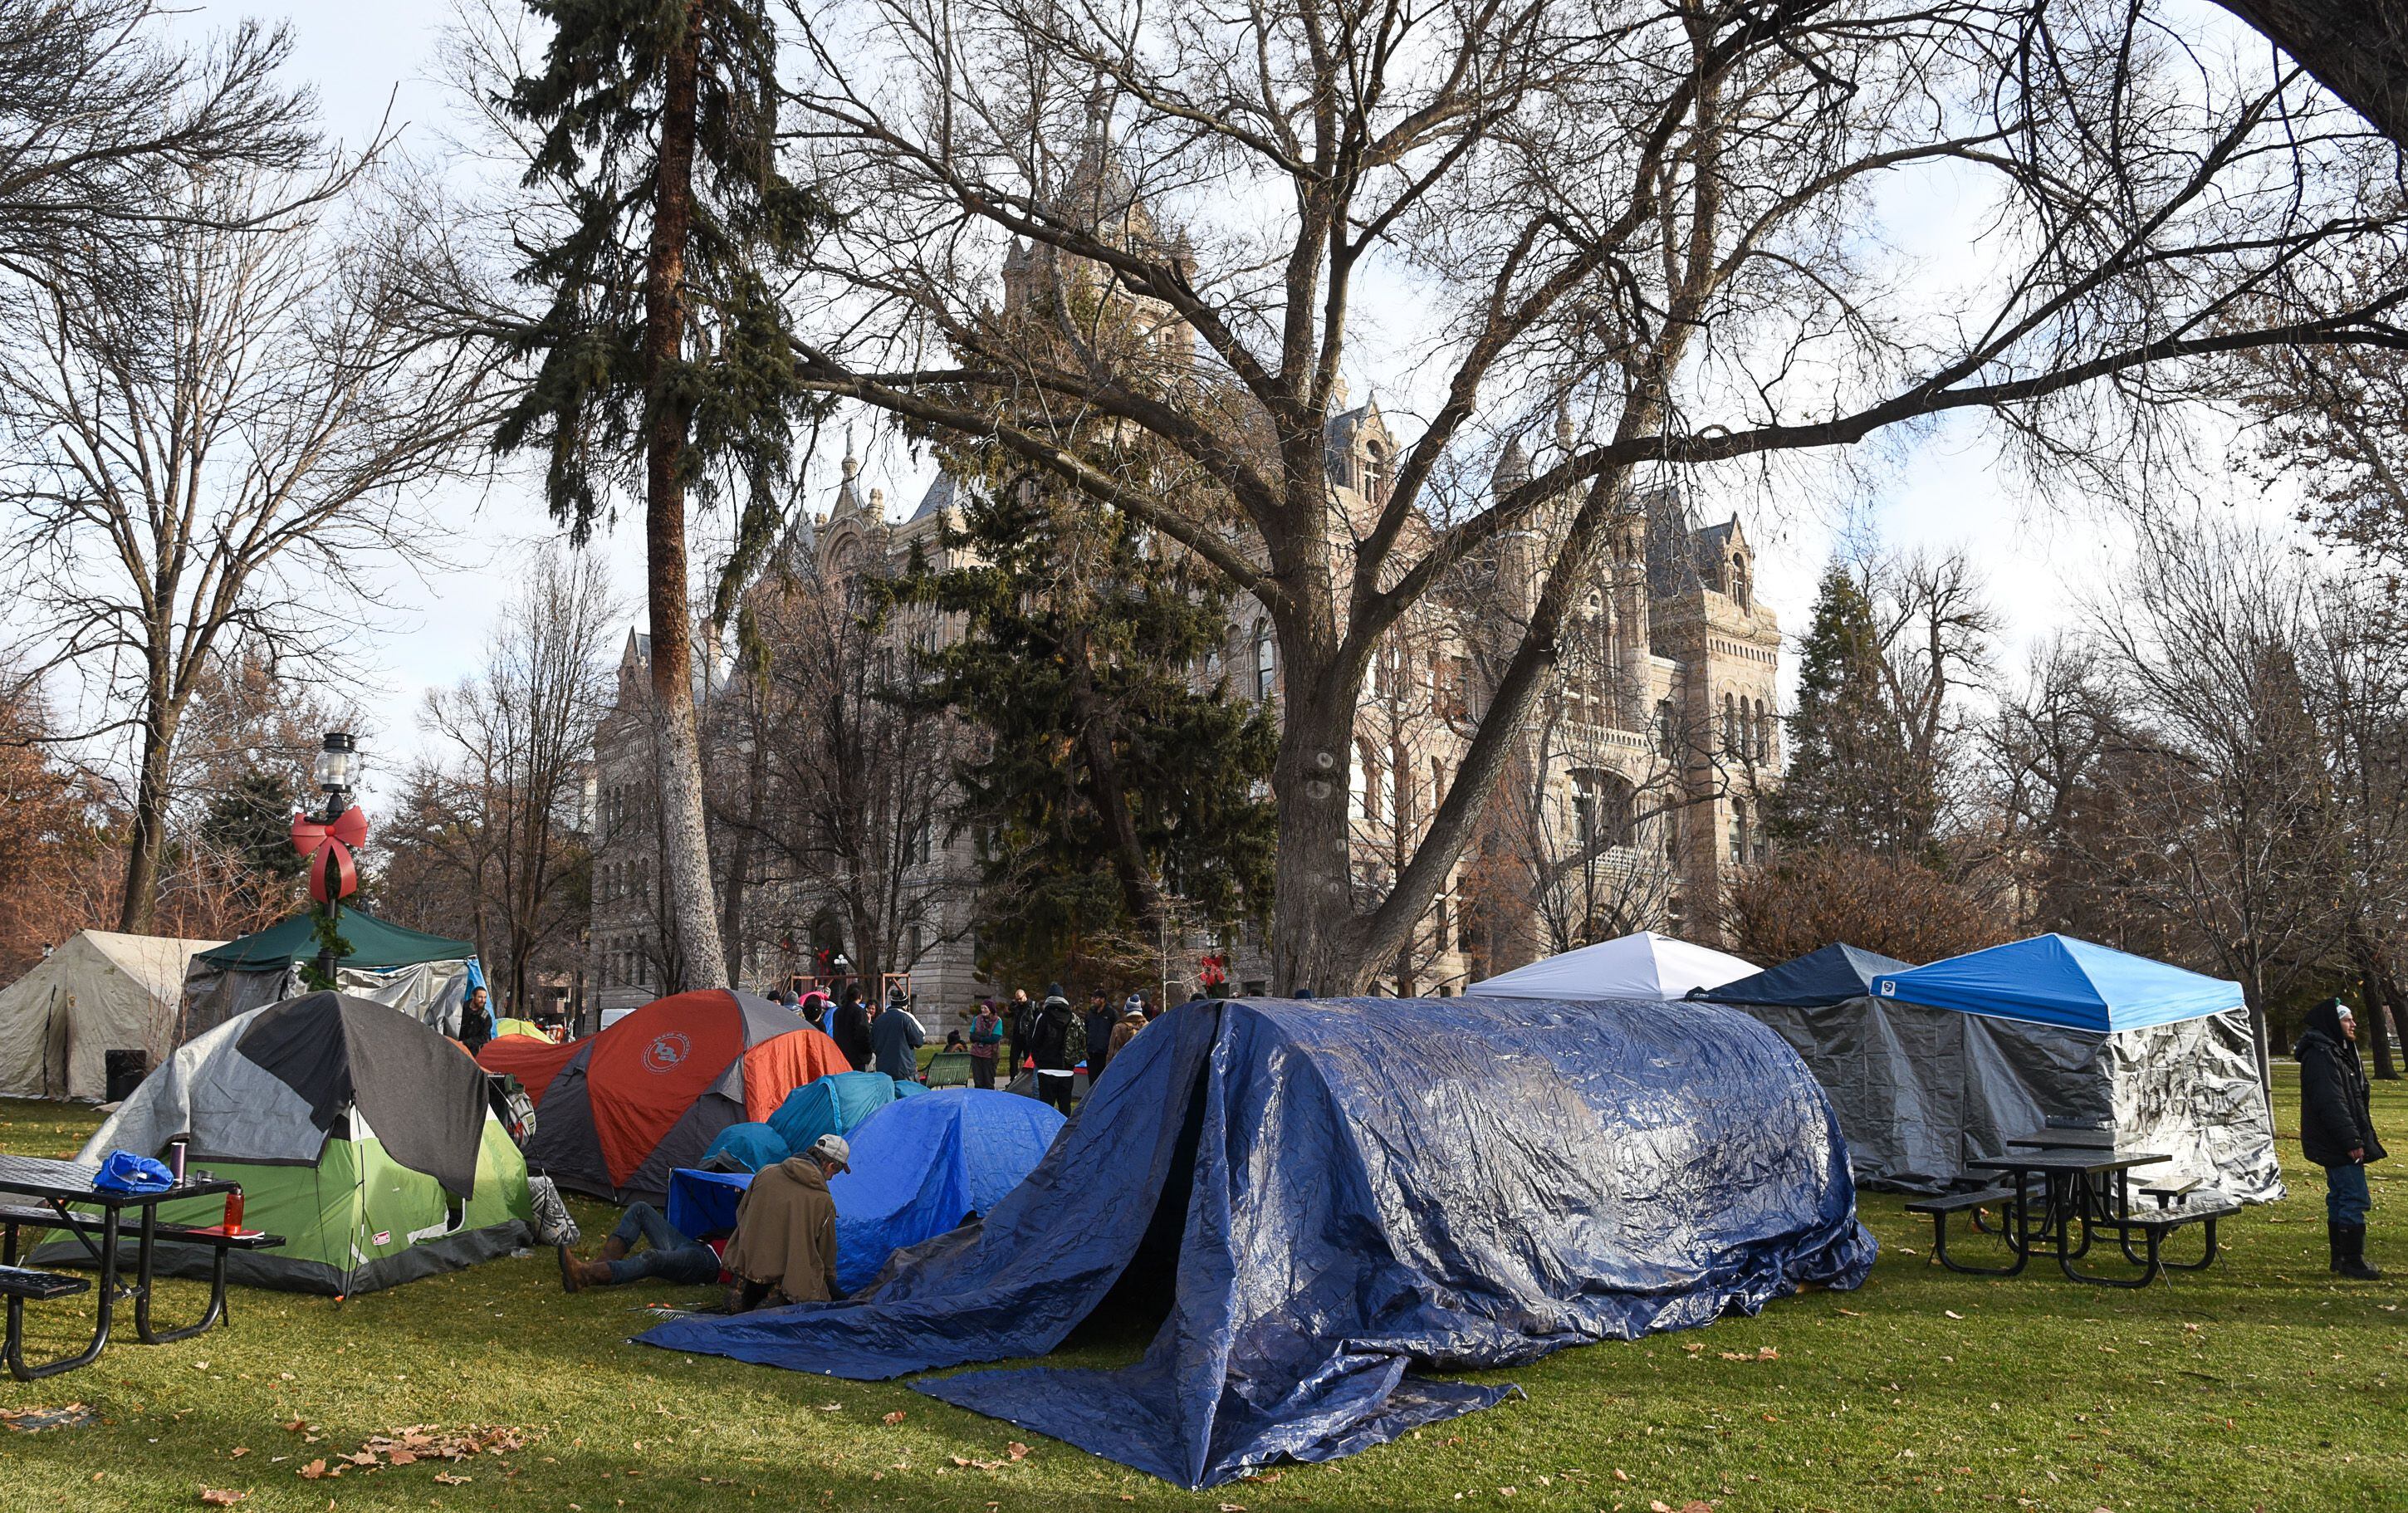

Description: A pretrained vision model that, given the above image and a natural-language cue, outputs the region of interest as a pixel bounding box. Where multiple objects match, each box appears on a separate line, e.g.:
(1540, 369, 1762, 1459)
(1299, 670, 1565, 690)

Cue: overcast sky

(159, 0, 2295, 805)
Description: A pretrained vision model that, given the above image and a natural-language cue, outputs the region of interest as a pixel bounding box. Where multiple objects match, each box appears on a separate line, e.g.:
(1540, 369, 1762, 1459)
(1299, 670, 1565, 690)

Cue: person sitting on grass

(558, 1133, 853, 1310)
(557, 1202, 724, 1297)
(721, 1134, 849, 1305)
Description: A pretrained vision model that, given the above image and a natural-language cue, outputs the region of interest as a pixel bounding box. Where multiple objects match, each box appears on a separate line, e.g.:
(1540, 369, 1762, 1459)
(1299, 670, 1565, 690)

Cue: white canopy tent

(1470, 931, 1757, 1001)
(0, 931, 223, 1100)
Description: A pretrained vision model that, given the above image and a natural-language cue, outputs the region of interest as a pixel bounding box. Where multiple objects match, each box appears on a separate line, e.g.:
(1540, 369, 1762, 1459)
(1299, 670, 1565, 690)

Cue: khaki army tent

(0, 931, 223, 1100)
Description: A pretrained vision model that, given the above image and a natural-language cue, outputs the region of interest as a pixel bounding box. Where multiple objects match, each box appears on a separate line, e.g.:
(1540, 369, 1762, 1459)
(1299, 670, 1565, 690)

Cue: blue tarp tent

(830, 1088, 1063, 1292)
(1696, 943, 1911, 1008)
(766, 1070, 894, 1155)
(699, 1121, 789, 1173)
(663, 1089, 1063, 1291)
(1868, 934, 2244, 1031)
(639, 996, 1873, 1487)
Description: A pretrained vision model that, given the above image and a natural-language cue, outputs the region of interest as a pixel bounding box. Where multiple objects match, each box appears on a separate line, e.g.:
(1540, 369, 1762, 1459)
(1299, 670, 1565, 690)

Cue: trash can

(103, 1049, 147, 1103)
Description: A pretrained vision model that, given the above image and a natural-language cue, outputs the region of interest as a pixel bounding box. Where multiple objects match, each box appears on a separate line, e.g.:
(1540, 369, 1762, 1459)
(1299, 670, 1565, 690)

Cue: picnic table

(0, 1153, 281, 1380)
(1906, 1145, 2237, 1288)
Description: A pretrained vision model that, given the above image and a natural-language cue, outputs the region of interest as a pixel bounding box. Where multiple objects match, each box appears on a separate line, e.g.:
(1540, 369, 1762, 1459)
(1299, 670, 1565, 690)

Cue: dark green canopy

(194, 906, 473, 971)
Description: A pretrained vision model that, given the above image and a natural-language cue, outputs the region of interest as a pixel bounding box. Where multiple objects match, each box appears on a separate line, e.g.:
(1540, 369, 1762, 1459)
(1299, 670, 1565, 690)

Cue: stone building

(582, 125, 1781, 1023)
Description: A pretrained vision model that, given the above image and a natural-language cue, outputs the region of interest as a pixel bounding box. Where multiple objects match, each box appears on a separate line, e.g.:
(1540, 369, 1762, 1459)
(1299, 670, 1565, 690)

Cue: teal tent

(182, 906, 479, 1045)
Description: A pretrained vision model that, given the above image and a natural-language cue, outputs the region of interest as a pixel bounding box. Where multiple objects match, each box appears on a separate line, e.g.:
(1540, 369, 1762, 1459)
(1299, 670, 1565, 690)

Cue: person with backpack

(1030, 985, 1079, 1113)
(2298, 997, 2387, 1280)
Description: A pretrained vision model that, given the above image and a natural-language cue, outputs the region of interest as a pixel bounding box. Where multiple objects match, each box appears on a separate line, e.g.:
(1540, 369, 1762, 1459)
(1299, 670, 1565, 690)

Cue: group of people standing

(961, 985, 1169, 1109)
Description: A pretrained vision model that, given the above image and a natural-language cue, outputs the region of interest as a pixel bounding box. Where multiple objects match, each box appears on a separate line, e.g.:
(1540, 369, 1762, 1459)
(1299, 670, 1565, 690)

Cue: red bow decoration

(291, 806, 369, 904)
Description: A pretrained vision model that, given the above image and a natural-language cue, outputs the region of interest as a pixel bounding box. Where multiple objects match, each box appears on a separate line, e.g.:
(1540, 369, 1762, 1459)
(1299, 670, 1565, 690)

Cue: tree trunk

(2367, 947, 2408, 1082)
(115, 700, 179, 934)
(720, 722, 765, 987)
(1266, 672, 1369, 995)
(2209, 0, 2408, 149)
(2350, 923, 2398, 1080)
(639, 5, 728, 992)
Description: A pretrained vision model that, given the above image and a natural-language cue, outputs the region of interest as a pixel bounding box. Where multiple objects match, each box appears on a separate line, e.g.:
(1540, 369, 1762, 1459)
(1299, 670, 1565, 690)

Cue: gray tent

(1700, 936, 2282, 1202)
(179, 908, 477, 1044)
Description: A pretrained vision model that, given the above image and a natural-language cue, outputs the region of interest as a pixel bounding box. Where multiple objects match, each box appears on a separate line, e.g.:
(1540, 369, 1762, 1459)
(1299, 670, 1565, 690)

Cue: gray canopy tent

(1696, 936, 2282, 1202)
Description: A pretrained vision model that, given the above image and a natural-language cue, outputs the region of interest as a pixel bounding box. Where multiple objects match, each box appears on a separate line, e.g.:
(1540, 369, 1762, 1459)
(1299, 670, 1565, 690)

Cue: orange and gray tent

(481, 989, 848, 1202)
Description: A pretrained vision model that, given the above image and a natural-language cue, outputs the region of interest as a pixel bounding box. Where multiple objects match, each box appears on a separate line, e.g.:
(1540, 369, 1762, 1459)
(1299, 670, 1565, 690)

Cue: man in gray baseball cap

(721, 1132, 850, 1308)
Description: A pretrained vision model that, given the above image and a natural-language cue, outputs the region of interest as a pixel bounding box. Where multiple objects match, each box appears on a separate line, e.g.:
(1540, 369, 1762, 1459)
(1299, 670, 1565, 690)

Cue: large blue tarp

(1698, 943, 1912, 1008)
(639, 996, 1873, 1487)
(1868, 934, 2244, 1031)
(829, 1088, 1064, 1293)
(766, 1070, 894, 1154)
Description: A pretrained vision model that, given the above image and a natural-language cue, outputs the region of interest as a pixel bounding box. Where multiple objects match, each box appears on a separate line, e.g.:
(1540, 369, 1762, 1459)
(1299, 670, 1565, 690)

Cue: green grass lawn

(0, 1073, 2399, 1512)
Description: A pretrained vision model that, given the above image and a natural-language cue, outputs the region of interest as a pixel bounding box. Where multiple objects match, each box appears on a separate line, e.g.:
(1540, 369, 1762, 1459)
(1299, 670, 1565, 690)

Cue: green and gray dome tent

(44, 991, 531, 1295)
(179, 907, 477, 1045)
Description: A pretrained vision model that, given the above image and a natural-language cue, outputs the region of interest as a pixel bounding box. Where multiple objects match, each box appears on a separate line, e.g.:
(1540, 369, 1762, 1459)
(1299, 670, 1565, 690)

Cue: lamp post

(292, 732, 365, 989)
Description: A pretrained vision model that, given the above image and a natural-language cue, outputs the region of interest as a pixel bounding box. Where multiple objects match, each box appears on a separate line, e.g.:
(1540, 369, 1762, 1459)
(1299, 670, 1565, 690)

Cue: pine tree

(882, 478, 1277, 990)
(1765, 561, 1937, 858)
(495, 0, 827, 990)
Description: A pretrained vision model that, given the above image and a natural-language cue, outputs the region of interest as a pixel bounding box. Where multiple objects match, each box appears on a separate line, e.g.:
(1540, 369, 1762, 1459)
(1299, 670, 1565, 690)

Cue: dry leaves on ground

(293, 1425, 535, 1479)
(1717, 1346, 1779, 1362)
(883, 1411, 907, 1426)
(197, 1491, 246, 1506)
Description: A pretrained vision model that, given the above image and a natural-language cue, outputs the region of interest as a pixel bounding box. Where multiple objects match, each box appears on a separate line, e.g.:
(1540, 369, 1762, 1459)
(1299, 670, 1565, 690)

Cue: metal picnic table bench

(0, 1153, 284, 1380)
(1906, 1138, 2238, 1289)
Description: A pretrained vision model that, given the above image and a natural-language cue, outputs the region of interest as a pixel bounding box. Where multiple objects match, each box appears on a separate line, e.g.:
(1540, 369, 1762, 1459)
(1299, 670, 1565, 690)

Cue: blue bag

(92, 1150, 174, 1194)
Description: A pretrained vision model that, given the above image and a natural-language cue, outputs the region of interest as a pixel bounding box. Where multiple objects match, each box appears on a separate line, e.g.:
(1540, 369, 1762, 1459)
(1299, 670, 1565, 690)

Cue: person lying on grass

(559, 1134, 851, 1310)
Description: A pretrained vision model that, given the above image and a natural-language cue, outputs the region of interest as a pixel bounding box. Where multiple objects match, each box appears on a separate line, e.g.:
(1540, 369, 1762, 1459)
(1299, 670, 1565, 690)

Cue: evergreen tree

(883, 478, 1277, 990)
(196, 767, 306, 889)
(494, 0, 826, 990)
(1765, 561, 1937, 858)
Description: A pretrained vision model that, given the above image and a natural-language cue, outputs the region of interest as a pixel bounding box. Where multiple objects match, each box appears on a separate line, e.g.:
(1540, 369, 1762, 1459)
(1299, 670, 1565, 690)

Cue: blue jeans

(2327, 1163, 2372, 1227)
(604, 1202, 722, 1285)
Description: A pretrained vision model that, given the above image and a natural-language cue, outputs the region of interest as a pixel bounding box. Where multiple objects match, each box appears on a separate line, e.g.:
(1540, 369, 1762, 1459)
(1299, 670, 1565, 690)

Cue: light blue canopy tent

(1696, 934, 2279, 1202)
(1867, 935, 2244, 1032)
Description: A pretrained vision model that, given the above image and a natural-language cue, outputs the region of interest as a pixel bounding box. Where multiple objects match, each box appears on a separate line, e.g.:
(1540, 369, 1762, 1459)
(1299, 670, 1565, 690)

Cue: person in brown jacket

(721, 1134, 849, 1307)
(1106, 998, 1148, 1061)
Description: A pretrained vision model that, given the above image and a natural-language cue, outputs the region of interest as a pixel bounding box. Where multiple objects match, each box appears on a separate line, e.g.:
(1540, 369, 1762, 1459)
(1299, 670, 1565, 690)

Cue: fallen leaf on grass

(296, 1461, 328, 1481)
(1835, 1308, 1862, 1317)
(198, 1491, 246, 1506)
(1217, 1504, 1246, 1511)
(228, 1448, 249, 1458)
(1007, 1442, 1030, 1461)
(281, 1420, 308, 1435)
(1717, 1346, 1779, 1362)
(1943, 1310, 1964, 1320)
(883, 1411, 907, 1426)
(815, 1403, 844, 1413)
(433, 1473, 469, 1486)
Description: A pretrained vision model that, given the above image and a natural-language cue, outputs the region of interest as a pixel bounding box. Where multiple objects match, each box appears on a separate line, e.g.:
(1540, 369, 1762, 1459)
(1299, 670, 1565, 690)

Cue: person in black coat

(1082, 989, 1119, 1085)
(1029, 986, 1078, 1114)
(832, 987, 874, 1071)
(2297, 997, 2387, 1280)
(459, 985, 493, 1055)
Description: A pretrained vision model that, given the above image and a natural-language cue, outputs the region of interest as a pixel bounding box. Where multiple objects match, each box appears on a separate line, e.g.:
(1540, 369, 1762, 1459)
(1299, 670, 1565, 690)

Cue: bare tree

(414, 548, 619, 1012)
(765, 0, 2408, 990)
(719, 561, 974, 996)
(0, 159, 503, 933)
(0, 1, 320, 297)
(2084, 522, 2351, 1085)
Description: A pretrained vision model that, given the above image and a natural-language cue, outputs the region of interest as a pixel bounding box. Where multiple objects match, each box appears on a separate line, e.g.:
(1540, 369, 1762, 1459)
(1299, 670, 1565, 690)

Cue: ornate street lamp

(291, 732, 369, 988)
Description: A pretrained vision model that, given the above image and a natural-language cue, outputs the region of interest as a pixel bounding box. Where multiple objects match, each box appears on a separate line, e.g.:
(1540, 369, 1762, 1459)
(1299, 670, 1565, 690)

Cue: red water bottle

(222, 1188, 244, 1235)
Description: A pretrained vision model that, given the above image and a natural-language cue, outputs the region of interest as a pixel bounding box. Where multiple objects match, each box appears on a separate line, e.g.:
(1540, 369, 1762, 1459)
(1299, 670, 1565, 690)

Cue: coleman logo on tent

(642, 1032, 693, 1074)
(1878, 982, 1895, 996)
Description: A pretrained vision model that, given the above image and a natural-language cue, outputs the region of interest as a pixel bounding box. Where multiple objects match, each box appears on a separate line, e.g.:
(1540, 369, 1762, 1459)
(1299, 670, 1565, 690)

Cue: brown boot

(557, 1243, 583, 1294)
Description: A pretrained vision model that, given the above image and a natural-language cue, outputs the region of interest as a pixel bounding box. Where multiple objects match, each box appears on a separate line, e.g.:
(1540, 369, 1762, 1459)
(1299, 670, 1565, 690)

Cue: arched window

(1729, 799, 1748, 865)
(1753, 699, 1772, 762)
(1730, 552, 1752, 610)
(1656, 698, 1676, 754)
(1721, 693, 1738, 752)
(1364, 441, 1392, 503)
(1252, 619, 1275, 701)
(1571, 769, 1635, 851)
